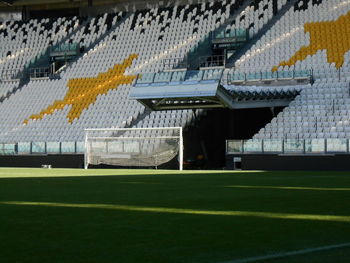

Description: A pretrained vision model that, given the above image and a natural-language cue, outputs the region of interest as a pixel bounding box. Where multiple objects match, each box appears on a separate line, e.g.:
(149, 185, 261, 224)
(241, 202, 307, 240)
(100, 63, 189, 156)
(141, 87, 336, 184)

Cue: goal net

(84, 127, 183, 170)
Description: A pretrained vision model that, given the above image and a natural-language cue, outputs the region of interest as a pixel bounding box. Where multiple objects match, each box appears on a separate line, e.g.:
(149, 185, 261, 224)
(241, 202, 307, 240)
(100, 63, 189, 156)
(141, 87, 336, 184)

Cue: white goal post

(84, 127, 183, 170)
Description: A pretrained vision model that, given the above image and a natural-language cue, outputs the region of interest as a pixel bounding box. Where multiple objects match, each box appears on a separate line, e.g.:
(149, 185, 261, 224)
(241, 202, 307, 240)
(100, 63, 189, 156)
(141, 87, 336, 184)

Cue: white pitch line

(219, 242, 350, 263)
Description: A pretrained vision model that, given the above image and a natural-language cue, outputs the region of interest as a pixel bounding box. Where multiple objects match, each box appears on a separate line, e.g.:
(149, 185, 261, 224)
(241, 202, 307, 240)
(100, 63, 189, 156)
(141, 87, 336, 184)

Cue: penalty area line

(219, 242, 350, 263)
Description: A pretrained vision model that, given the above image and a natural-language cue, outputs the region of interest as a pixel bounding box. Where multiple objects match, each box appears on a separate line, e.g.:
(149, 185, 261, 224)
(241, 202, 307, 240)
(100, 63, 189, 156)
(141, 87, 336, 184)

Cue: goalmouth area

(1, 168, 350, 263)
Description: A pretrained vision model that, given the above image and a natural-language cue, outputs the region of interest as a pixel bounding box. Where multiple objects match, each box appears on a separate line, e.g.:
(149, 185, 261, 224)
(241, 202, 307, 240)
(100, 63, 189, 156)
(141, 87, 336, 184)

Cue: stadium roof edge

(0, 0, 219, 9)
(0, 0, 223, 17)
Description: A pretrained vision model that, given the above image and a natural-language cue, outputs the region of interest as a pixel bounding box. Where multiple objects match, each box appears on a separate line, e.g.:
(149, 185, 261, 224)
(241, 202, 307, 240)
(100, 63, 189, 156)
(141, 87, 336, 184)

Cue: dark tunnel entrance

(183, 107, 284, 169)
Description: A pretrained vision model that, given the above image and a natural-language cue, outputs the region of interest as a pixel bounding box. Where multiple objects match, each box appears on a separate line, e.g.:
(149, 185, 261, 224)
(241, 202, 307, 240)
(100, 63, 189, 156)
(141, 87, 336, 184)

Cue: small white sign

(233, 157, 241, 162)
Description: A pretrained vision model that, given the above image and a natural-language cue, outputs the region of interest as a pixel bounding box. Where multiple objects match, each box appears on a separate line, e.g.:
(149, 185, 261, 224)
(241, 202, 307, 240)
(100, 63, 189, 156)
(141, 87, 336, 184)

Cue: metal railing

(199, 55, 225, 68)
(161, 58, 188, 71)
(227, 70, 312, 84)
(30, 67, 51, 79)
(51, 43, 80, 54)
(226, 138, 350, 155)
(212, 28, 248, 41)
(0, 69, 22, 81)
(0, 141, 85, 155)
(135, 68, 224, 86)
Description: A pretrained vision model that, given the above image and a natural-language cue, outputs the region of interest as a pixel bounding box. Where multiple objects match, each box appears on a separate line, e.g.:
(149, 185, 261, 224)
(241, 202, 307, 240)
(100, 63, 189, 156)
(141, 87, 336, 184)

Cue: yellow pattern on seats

(24, 54, 138, 124)
(272, 11, 350, 71)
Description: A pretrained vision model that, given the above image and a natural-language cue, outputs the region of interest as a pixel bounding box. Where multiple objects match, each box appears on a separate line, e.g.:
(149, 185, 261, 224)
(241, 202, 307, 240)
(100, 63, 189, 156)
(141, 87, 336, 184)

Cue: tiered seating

(0, 81, 19, 98)
(127, 0, 290, 72)
(233, 0, 350, 140)
(3, 0, 344, 156)
(64, 12, 125, 51)
(134, 110, 194, 129)
(226, 85, 301, 100)
(0, 16, 82, 77)
(235, 0, 350, 72)
(224, 0, 289, 38)
(24, 54, 138, 124)
(254, 78, 350, 139)
(0, 1, 247, 144)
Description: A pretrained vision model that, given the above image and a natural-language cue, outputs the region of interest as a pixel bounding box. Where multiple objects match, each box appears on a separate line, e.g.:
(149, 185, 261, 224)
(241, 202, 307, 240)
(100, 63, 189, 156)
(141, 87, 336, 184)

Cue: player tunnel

(183, 106, 284, 169)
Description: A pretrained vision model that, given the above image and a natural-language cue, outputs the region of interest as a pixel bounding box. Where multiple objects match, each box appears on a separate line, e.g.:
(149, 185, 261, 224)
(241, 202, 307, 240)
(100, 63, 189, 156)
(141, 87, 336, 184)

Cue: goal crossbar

(88, 136, 181, 140)
(85, 127, 179, 131)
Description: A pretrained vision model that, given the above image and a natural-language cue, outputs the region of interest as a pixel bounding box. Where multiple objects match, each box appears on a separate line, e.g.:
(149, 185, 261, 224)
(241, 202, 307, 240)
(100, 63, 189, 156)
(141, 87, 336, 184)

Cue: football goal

(84, 127, 183, 170)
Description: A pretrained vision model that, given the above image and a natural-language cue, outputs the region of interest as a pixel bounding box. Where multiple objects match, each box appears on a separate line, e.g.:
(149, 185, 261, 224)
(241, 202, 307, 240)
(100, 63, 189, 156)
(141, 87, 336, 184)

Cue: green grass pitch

(1, 168, 350, 263)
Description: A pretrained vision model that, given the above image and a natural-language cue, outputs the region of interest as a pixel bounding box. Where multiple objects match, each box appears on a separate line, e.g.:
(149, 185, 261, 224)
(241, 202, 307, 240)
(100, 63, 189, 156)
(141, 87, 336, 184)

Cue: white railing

(226, 138, 350, 154)
(0, 141, 85, 155)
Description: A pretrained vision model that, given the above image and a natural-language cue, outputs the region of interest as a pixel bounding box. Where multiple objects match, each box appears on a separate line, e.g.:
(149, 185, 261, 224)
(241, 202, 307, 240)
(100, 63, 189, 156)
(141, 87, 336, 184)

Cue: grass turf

(0, 169, 350, 263)
(267, 246, 350, 263)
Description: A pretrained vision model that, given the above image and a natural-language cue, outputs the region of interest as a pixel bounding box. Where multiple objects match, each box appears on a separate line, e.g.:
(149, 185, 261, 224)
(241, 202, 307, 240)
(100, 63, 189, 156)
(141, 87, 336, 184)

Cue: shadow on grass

(1, 200, 350, 223)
